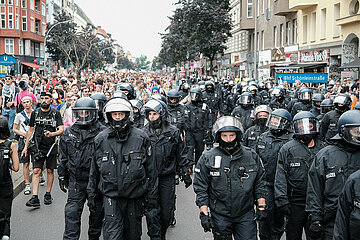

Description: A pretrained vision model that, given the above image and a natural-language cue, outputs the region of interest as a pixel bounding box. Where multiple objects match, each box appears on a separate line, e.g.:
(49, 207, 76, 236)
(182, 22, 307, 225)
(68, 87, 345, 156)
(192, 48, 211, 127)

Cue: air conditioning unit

(266, 8, 270, 21)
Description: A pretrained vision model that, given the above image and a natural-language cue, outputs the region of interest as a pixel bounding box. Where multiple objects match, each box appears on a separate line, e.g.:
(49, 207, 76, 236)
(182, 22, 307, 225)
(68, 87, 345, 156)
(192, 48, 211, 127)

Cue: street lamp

(44, 19, 72, 74)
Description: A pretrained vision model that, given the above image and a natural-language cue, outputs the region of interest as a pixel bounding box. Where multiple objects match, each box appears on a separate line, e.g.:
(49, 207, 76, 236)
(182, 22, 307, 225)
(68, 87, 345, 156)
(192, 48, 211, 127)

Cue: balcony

(239, 18, 255, 30)
(336, 14, 360, 26)
(274, 0, 297, 16)
(289, 0, 318, 10)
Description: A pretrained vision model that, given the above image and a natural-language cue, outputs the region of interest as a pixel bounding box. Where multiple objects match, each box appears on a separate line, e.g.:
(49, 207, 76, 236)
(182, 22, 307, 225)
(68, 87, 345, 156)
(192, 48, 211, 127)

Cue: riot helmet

(293, 111, 319, 144)
(167, 89, 181, 107)
(189, 88, 203, 103)
(116, 83, 136, 100)
(238, 92, 254, 107)
(151, 93, 167, 104)
(198, 81, 206, 92)
(298, 88, 312, 103)
(267, 109, 292, 135)
(254, 105, 272, 128)
(144, 99, 168, 128)
(333, 94, 352, 113)
(90, 93, 107, 112)
(265, 81, 273, 90)
(272, 87, 285, 101)
(212, 116, 244, 153)
(320, 98, 334, 114)
(182, 83, 190, 93)
(312, 93, 325, 108)
(130, 99, 144, 121)
(205, 81, 215, 93)
(337, 110, 360, 146)
(72, 97, 97, 126)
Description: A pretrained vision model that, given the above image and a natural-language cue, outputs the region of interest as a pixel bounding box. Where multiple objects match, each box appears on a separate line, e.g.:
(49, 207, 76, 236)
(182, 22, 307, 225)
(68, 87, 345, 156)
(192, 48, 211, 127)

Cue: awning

(290, 63, 327, 69)
(21, 62, 43, 69)
(259, 62, 292, 69)
(229, 60, 246, 67)
(340, 58, 360, 69)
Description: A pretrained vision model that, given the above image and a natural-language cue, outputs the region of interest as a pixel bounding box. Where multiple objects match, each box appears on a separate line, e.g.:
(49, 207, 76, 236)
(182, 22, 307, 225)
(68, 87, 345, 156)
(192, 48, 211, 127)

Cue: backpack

(0, 140, 12, 185)
(15, 91, 24, 113)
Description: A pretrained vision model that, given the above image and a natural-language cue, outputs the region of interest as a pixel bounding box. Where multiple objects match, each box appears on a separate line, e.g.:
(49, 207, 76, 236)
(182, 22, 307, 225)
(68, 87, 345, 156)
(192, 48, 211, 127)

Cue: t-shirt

(29, 108, 63, 149)
(14, 110, 32, 134)
(0, 84, 19, 109)
(33, 85, 45, 101)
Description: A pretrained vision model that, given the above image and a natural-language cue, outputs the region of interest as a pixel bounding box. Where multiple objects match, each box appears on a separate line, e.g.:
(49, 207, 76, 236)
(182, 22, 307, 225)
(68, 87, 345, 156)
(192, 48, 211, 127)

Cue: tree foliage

(157, 0, 231, 73)
(135, 55, 151, 70)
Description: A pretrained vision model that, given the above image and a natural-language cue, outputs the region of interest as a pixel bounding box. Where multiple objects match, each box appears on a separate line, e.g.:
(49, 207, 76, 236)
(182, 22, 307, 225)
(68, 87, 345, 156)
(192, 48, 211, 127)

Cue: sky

(75, 0, 177, 61)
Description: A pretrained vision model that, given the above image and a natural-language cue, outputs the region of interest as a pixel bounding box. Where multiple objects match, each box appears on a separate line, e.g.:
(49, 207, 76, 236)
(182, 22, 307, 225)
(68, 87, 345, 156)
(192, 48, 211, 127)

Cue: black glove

(58, 176, 69, 193)
(255, 207, 267, 221)
(146, 198, 158, 211)
(279, 204, 291, 216)
(183, 174, 192, 188)
(200, 212, 213, 232)
(308, 221, 323, 239)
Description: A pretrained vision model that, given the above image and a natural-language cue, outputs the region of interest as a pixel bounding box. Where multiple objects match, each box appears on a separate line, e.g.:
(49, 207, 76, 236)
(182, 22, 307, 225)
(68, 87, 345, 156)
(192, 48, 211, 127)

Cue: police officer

(316, 98, 334, 124)
(143, 99, 192, 240)
(274, 111, 325, 240)
(58, 98, 105, 240)
(23, 91, 64, 207)
(167, 90, 186, 134)
(130, 99, 145, 128)
(193, 116, 267, 240)
(243, 105, 271, 150)
(310, 93, 325, 117)
(291, 88, 313, 117)
(202, 81, 222, 125)
(90, 93, 107, 125)
(87, 97, 158, 240)
(248, 85, 262, 107)
(116, 82, 137, 100)
(256, 109, 293, 240)
(179, 83, 190, 101)
(259, 81, 273, 105)
(184, 88, 212, 164)
(231, 92, 255, 131)
(306, 110, 360, 240)
(269, 87, 287, 110)
(319, 94, 352, 144)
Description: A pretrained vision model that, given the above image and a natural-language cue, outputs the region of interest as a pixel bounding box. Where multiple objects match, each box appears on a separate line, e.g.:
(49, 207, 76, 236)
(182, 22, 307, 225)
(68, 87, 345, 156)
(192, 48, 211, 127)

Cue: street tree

(135, 55, 151, 70)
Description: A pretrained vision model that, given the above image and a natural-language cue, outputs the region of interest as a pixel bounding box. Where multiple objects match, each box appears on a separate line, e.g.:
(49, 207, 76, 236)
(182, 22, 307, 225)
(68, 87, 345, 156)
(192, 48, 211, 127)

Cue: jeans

(1, 108, 16, 139)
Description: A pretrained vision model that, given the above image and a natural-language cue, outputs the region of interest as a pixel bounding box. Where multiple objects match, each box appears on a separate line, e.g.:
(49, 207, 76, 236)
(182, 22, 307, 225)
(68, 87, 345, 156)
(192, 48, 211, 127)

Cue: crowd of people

(0, 70, 359, 240)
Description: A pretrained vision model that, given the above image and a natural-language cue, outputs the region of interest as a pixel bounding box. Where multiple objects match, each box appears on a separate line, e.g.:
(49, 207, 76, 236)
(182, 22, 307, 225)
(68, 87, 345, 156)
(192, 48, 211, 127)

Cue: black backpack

(0, 140, 12, 185)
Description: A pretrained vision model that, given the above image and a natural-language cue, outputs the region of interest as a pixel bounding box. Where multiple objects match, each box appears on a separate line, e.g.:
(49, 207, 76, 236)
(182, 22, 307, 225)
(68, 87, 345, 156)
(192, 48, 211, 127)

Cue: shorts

(18, 139, 30, 164)
(31, 151, 57, 170)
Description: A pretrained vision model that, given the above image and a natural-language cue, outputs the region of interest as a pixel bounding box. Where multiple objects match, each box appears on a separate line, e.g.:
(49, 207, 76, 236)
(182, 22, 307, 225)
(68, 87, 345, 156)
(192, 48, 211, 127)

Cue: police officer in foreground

(23, 91, 64, 207)
(193, 116, 267, 240)
(58, 98, 105, 240)
(319, 94, 351, 144)
(167, 89, 186, 135)
(256, 109, 293, 240)
(274, 111, 325, 240)
(243, 105, 271, 150)
(143, 99, 192, 240)
(87, 97, 158, 240)
(306, 110, 360, 240)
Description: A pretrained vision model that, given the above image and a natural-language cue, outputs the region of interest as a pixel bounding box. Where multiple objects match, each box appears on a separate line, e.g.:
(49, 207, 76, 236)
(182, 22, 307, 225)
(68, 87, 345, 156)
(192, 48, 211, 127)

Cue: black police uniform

(231, 106, 255, 131)
(184, 101, 212, 164)
(58, 121, 105, 240)
(143, 123, 190, 239)
(291, 101, 312, 118)
(193, 146, 266, 240)
(243, 124, 267, 150)
(306, 140, 360, 240)
(87, 127, 158, 240)
(168, 104, 186, 134)
(269, 98, 287, 110)
(274, 138, 325, 240)
(333, 170, 360, 240)
(203, 91, 222, 125)
(256, 130, 293, 240)
(319, 109, 341, 144)
(259, 90, 271, 105)
(133, 113, 145, 128)
(310, 106, 321, 118)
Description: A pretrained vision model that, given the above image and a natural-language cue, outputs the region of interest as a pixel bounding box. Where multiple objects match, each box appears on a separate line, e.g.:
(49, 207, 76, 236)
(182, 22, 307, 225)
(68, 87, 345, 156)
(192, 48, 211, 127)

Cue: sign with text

(0, 54, 16, 66)
(276, 73, 328, 83)
(300, 49, 330, 63)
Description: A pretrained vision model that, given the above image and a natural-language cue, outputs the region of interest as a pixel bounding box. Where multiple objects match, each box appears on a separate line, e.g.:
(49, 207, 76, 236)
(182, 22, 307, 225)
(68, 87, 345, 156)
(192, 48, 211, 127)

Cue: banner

(276, 73, 328, 83)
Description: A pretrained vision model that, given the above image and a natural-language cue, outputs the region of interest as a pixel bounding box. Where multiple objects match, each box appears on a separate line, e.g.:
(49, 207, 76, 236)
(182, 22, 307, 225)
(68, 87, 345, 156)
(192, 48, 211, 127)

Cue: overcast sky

(75, 0, 177, 61)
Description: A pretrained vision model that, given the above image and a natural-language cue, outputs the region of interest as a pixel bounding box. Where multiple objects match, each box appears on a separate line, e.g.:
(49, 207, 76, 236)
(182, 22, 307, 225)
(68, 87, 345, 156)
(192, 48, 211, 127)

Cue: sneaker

(39, 174, 45, 186)
(26, 195, 40, 208)
(44, 192, 52, 205)
(24, 184, 31, 195)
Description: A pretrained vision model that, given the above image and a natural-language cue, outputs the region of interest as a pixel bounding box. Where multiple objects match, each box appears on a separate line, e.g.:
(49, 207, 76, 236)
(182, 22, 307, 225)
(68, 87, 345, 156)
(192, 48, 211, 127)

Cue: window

(257, 32, 259, 50)
(35, 20, 39, 33)
(274, 26, 278, 48)
(286, 22, 291, 45)
(40, 44, 44, 58)
(0, 14, 5, 28)
(5, 38, 14, 54)
(280, 24, 284, 47)
(42, 3, 45, 16)
(8, 0, 12, 4)
(15, 0, 18, 6)
(303, 15, 308, 43)
(30, 17, 34, 32)
(8, 14, 13, 29)
(257, 0, 260, 17)
(261, 30, 264, 50)
(21, 0, 25, 8)
(247, 0, 253, 18)
(0, 0, 5, 5)
(321, 8, 326, 39)
(30, 0, 34, 10)
(311, 12, 316, 42)
(35, 0, 39, 10)
(22, 16, 26, 30)
(42, 22, 45, 35)
(293, 19, 297, 44)
(334, 3, 340, 38)
(19, 39, 23, 55)
(34, 43, 39, 57)
(262, 0, 265, 14)
(15, 14, 18, 29)
(31, 41, 34, 56)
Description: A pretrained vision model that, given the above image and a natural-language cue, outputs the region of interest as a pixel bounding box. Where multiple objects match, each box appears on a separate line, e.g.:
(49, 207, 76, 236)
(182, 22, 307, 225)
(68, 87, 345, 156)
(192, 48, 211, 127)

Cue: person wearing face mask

(269, 87, 287, 110)
(142, 99, 192, 240)
(22, 91, 64, 207)
(319, 94, 352, 144)
(231, 92, 255, 131)
(306, 110, 360, 240)
(291, 88, 313, 118)
(58, 98, 105, 240)
(167, 90, 186, 135)
(202, 81, 222, 125)
(256, 109, 293, 240)
(274, 111, 325, 240)
(310, 93, 325, 118)
(87, 97, 158, 240)
(316, 98, 334, 124)
(90, 93, 107, 126)
(244, 105, 271, 150)
(130, 99, 145, 128)
(193, 116, 267, 240)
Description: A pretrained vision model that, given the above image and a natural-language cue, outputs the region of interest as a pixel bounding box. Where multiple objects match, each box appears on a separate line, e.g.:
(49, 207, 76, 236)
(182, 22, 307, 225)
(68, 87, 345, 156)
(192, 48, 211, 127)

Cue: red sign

(285, 53, 299, 63)
(300, 49, 330, 63)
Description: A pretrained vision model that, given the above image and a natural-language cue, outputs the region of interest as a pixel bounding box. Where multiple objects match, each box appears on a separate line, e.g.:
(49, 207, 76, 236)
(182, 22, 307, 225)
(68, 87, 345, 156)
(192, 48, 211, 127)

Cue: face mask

(257, 118, 268, 127)
(133, 112, 140, 121)
(219, 138, 240, 155)
(41, 103, 50, 110)
(110, 117, 131, 139)
(298, 134, 314, 145)
(206, 88, 214, 93)
(149, 117, 162, 129)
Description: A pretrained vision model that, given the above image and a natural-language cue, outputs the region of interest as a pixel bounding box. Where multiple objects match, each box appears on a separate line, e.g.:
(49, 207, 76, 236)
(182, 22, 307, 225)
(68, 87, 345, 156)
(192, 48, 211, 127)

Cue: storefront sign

(0, 54, 16, 66)
(276, 73, 328, 83)
(300, 49, 329, 63)
(341, 71, 358, 81)
(285, 53, 299, 63)
(271, 48, 285, 61)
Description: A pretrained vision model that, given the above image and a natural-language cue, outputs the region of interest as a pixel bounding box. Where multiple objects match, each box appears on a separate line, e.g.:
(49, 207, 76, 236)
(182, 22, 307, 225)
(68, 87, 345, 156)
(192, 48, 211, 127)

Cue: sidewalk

(11, 163, 32, 197)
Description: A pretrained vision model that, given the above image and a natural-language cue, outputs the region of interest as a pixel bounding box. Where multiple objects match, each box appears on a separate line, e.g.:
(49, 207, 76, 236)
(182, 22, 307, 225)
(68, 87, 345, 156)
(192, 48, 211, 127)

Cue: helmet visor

(293, 118, 319, 135)
(212, 116, 244, 138)
(334, 96, 348, 105)
(272, 89, 281, 95)
(267, 115, 290, 130)
(341, 125, 360, 146)
(73, 109, 96, 125)
(239, 95, 253, 105)
(321, 106, 334, 114)
(300, 92, 311, 100)
(190, 92, 201, 101)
